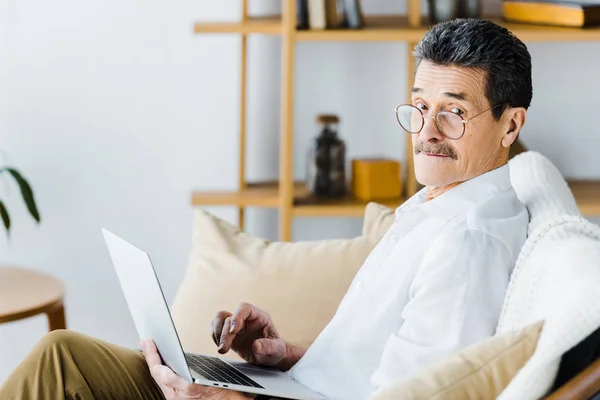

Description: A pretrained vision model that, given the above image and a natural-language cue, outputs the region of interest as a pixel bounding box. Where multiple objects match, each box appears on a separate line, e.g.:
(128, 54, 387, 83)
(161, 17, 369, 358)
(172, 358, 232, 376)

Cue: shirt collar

(396, 164, 512, 221)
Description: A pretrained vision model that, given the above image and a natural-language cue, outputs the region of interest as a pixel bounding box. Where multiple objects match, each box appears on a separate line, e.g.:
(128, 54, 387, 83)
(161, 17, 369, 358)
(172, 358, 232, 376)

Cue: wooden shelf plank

(190, 181, 404, 216)
(194, 15, 282, 35)
(293, 198, 405, 217)
(295, 15, 600, 42)
(191, 182, 281, 207)
(292, 183, 405, 217)
(569, 180, 600, 216)
(194, 15, 600, 42)
(296, 15, 425, 42)
(194, 15, 600, 41)
(191, 180, 600, 217)
(191, 182, 307, 208)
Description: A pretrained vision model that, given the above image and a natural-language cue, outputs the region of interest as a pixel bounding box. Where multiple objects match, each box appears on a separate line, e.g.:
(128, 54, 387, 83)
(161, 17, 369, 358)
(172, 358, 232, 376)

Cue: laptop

(102, 228, 324, 400)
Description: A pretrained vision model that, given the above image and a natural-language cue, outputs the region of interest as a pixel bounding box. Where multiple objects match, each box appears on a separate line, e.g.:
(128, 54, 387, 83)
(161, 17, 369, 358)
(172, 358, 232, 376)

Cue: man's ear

(501, 107, 527, 148)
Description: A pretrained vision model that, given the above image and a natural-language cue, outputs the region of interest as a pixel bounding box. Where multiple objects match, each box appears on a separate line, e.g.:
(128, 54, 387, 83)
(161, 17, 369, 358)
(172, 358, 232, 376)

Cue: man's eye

(450, 108, 464, 116)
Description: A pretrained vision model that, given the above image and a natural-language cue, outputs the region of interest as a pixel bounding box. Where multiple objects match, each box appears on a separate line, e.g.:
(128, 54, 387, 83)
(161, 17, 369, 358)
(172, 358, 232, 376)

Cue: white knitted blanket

(497, 152, 600, 399)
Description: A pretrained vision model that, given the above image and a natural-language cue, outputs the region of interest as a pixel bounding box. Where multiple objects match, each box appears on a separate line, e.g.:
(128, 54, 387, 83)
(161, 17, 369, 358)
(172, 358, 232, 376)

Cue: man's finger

(266, 324, 280, 339)
(141, 339, 163, 369)
(152, 366, 226, 397)
(253, 338, 286, 365)
(210, 319, 218, 346)
(230, 302, 262, 334)
(212, 311, 232, 347)
(218, 317, 235, 354)
(151, 365, 191, 392)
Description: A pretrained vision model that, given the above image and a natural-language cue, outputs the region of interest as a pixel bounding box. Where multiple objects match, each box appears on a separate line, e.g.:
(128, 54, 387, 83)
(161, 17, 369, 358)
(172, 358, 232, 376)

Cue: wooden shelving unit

(195, 15, 600, 42)
(192, 1, 600, 241)
(191, 180, 600, 216)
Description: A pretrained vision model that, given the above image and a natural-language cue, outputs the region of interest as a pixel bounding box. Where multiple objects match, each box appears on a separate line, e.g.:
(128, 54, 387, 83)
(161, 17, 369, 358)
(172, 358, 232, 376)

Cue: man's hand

(141, 339, 251, 400)
(211, 303, 302, 371)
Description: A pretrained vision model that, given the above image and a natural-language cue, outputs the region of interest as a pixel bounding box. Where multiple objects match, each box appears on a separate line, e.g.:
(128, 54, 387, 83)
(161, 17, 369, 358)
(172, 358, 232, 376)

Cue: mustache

(414, 141, 458, 160)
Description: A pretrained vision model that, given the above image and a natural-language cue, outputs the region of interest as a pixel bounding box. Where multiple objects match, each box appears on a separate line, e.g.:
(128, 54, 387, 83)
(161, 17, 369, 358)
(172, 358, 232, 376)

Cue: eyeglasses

(394, 103, 507, 140)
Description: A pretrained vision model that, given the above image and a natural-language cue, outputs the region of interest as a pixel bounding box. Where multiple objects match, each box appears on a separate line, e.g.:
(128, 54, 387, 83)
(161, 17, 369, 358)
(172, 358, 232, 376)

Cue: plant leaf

(5, 168, 41, 223)
(0, 199, 11, 233)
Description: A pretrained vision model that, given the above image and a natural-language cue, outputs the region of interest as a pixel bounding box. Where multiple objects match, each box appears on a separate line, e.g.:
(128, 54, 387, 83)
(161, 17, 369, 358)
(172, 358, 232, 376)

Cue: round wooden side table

(0, 267, 66, 331)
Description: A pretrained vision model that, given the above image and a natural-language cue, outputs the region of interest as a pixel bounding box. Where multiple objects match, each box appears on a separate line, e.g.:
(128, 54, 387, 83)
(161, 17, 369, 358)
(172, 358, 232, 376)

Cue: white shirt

(287, 164, 529, 400)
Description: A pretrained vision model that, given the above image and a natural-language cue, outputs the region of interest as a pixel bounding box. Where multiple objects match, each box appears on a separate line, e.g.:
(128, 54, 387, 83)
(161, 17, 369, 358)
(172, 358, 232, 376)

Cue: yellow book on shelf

(503, 1, 600, 27)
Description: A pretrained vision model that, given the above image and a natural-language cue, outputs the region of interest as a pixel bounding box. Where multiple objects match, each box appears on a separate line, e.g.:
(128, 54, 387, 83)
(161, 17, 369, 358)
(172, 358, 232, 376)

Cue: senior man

(1, 18, 531, 400)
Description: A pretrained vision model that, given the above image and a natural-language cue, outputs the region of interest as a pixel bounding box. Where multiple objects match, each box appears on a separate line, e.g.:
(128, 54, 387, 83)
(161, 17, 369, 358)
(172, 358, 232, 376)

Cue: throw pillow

(370, 321, 544, 400)
(171, 202, 395, 358)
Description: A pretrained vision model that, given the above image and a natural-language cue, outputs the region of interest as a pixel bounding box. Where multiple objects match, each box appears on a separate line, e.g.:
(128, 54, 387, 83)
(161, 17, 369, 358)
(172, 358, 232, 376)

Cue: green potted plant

(0, 166, 40, 235)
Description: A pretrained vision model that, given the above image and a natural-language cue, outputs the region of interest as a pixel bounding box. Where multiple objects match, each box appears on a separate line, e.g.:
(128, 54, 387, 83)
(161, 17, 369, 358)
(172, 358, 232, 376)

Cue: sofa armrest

(546, 358, 600, 400)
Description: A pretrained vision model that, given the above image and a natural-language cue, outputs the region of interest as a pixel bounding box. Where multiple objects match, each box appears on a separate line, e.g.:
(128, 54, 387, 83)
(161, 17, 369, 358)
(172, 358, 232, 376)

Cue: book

(308, 0, 327, 30)
(325, 0, 344, 28)
(503, 0, 600, 27)
(343, 0, 364, 29)
(325, 0, 337, 28)
(336, 0, 349, 28)
(297, 0, 309, 30)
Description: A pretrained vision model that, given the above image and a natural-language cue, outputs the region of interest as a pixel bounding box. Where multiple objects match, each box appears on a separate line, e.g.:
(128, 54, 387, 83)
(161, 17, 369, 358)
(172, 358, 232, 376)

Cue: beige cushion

(370, 321, 544, 400)
(171, 202, 395, 358)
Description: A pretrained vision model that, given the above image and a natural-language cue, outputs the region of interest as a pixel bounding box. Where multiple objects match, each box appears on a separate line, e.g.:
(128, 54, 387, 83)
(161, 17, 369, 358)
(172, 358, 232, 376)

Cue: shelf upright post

(405, 40, 419, 198)
(408, 0, 421, 28)
(406, 0, 421, 196)
(238, 0, 250, 230)
(279, 0, 297, 241)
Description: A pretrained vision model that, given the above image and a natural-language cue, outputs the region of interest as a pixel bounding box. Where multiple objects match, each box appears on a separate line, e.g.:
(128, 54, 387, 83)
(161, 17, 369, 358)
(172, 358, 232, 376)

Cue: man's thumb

(253, 338, 286, 364)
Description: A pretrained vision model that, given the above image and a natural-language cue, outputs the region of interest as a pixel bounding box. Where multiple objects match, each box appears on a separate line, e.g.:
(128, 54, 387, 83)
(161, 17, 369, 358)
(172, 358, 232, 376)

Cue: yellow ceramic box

(351, 158, 402, 201)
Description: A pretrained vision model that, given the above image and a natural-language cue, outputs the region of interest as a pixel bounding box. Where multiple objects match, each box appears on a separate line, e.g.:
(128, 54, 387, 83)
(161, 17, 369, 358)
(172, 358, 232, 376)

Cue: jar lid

(316, 114, 340, 124)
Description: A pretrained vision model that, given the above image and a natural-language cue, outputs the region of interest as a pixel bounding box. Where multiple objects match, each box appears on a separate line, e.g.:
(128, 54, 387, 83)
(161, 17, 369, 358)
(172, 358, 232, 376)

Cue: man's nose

(418, 116, 446, 142)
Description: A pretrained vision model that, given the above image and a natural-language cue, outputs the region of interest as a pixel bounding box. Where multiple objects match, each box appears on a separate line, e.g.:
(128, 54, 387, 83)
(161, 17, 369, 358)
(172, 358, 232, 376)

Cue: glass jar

(306, 114, 347, 198)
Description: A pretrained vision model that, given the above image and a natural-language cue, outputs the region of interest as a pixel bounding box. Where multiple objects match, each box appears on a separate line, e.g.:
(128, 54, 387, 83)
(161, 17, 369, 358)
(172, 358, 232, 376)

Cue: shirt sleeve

(370, 228, 513, 394)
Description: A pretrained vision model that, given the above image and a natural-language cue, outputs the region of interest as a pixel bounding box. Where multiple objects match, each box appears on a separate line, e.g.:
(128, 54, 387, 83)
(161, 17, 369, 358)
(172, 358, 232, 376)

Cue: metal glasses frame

(394, 102, 508, 140)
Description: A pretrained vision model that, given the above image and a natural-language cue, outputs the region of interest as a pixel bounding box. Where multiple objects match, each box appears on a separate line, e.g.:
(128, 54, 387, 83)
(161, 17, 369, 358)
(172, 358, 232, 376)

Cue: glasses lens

(436, 111, 464, 139)
(396, 105, 423, 134)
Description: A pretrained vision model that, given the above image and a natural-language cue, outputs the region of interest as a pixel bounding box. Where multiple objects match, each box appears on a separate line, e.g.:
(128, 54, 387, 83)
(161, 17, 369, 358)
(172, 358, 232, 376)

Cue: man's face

(411, 61, 511, 188)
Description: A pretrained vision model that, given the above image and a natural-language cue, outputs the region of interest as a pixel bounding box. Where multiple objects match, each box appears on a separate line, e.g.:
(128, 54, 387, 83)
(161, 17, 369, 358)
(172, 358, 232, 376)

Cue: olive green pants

(0, 329, 166, 400)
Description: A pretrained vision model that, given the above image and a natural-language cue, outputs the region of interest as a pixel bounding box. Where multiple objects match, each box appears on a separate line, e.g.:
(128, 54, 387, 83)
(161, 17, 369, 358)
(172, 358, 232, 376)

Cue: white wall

(1, 0, 599, 382)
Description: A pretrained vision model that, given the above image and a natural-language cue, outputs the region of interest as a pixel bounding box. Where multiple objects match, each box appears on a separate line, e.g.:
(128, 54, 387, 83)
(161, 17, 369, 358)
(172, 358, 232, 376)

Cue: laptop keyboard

(184, 353, 264, 389)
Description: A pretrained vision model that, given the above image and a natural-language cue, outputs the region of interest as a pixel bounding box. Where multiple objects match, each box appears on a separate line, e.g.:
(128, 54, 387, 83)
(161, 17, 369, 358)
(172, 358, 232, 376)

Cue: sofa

(171, 151, 600, 399)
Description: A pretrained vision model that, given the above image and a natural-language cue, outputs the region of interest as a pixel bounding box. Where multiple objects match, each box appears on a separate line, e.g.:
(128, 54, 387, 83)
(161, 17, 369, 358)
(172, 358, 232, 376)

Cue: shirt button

(355, 281, 364, 290)
(390, 235, 397, 243)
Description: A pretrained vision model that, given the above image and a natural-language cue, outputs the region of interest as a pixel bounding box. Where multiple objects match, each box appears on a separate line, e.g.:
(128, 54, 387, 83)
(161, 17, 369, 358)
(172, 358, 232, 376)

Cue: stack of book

(503, 0, 600, 27)
(297, 0, 364, 30)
